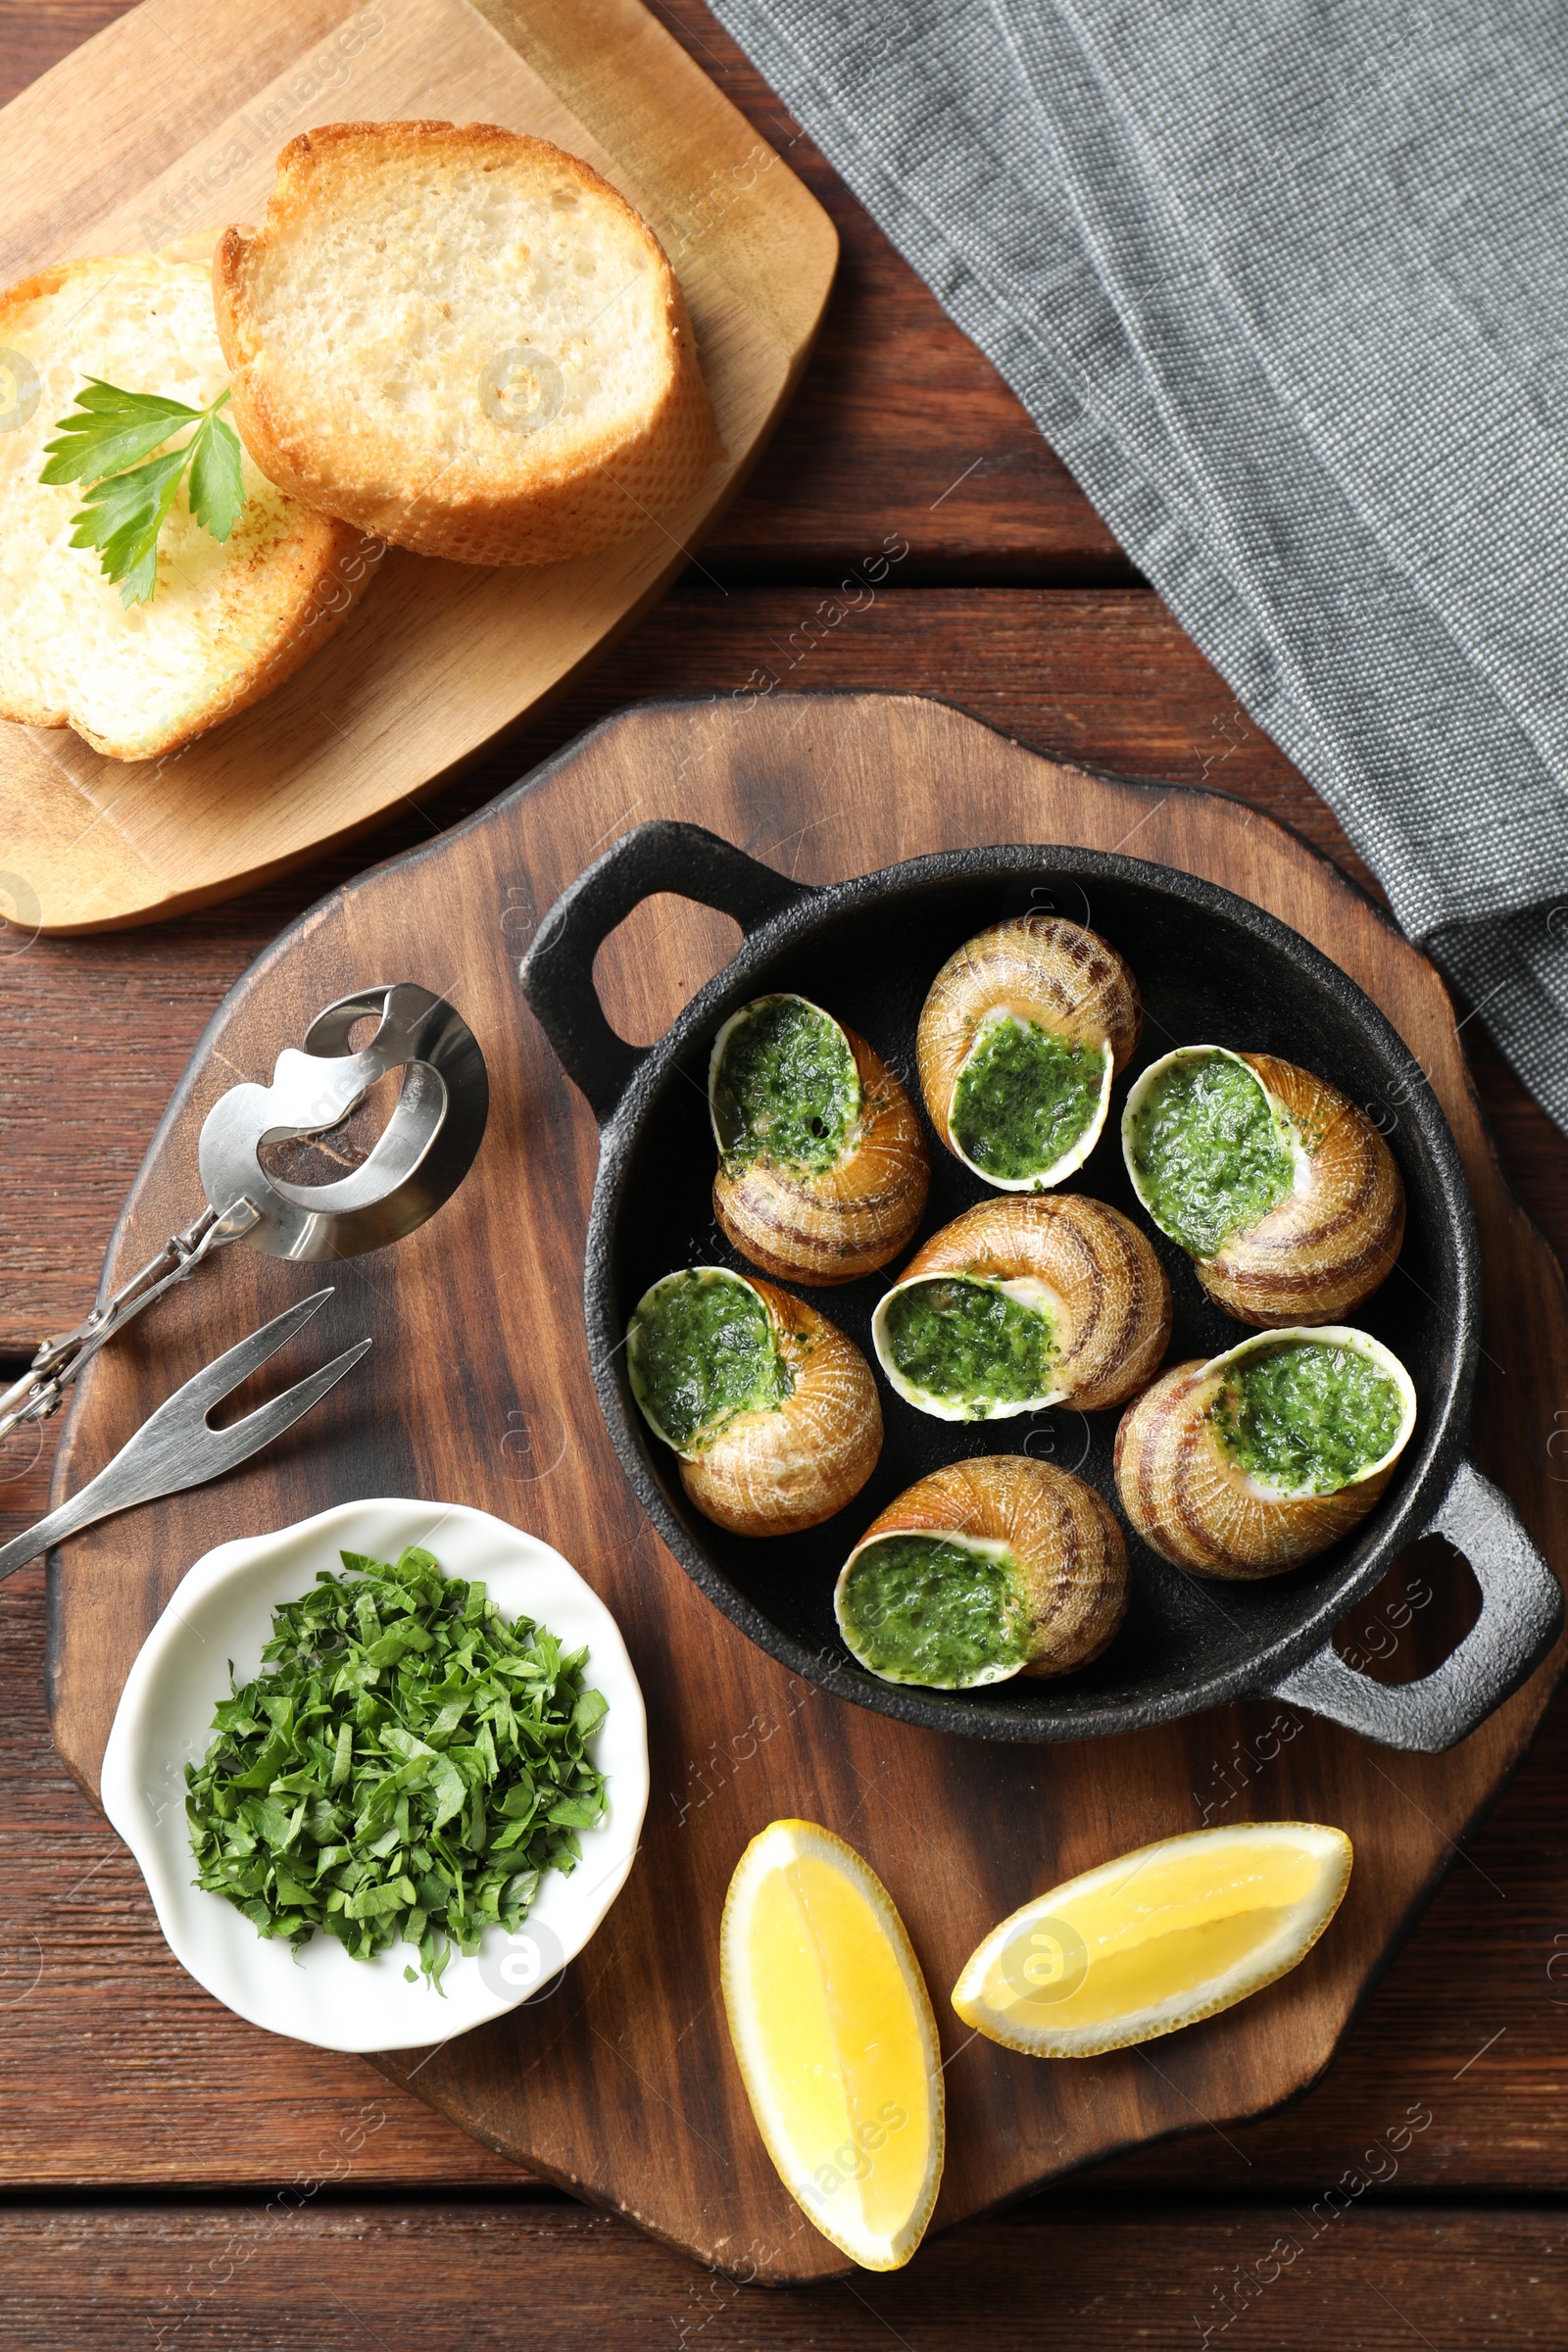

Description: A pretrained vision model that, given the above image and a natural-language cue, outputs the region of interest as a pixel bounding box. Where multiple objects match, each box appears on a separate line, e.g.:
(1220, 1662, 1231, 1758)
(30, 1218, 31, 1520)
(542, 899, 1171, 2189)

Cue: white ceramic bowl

(101, 1497, 649, 2052)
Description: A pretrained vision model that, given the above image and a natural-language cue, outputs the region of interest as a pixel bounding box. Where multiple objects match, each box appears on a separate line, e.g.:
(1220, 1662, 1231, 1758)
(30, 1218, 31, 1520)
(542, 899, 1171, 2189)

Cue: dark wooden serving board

(48, 693, 1568, 2283)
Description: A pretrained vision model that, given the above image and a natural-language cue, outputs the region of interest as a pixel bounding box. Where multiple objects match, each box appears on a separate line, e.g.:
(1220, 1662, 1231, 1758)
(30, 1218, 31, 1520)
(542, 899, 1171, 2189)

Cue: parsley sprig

(185, 1546, 610, 1992)
(40, 377, 247, 607)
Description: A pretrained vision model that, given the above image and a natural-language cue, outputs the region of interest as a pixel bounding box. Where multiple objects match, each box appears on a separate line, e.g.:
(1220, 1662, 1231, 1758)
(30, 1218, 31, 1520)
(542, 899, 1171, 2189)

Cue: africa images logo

(999, 1914, 1090, 2007)
(476, 1919, 565, 2003)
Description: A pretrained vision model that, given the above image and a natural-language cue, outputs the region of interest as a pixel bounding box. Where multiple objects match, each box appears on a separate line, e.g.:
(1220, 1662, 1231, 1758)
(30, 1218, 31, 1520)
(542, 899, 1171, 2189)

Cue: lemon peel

(720, 1818, 944, 2271)
(953, 1821, 1352, 2058)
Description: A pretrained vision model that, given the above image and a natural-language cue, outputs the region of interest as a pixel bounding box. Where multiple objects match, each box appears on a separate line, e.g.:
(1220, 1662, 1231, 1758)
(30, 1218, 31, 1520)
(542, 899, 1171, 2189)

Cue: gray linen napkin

(710, 0, 1568, 1128)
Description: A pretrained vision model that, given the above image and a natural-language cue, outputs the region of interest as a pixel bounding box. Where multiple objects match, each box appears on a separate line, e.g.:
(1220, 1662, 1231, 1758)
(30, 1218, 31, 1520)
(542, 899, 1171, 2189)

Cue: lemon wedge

(720, 1819, 944, 2271)
(953, 1821, 1351, 2058)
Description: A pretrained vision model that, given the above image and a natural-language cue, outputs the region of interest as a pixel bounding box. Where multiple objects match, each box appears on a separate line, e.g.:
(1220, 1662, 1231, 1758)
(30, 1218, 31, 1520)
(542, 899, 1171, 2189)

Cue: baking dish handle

(1267, 1457, 1562, 1752)
(518, 819, 815, 1124)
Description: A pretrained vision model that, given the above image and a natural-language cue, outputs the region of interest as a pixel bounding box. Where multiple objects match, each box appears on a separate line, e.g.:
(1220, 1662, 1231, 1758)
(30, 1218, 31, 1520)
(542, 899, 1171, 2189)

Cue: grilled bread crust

(0, 251, 368, 762)
(214, 120, 721, 567)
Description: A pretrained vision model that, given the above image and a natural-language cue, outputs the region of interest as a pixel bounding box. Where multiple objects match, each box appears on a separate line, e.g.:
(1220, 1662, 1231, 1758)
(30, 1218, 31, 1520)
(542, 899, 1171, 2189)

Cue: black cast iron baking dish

(520, 819, 1562, 1751)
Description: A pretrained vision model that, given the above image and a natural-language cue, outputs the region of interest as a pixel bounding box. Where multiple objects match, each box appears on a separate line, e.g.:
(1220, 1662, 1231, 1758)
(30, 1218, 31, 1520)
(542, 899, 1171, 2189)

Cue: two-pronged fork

(0, 1291, 370, 1582)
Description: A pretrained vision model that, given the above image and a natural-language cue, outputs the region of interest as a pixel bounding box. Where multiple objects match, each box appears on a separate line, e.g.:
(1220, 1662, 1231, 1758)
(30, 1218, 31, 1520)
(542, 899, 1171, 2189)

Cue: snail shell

(1122, 1046, 1405, 1327)
(871, 1195, 1172, 1420)
(627, 1267, 881, 1539)
(710, 996, 929, 1285)
(1113, 1325, 1416, 1579)
(916, 916, 1142, 1191)
(835, 1455, 1128, 1687)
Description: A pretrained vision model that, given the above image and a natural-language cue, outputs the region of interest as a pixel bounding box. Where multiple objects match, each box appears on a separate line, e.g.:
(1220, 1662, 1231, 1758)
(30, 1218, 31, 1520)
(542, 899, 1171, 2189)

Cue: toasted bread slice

(0, 251, 369, 763)
(214, 121, 721, 567)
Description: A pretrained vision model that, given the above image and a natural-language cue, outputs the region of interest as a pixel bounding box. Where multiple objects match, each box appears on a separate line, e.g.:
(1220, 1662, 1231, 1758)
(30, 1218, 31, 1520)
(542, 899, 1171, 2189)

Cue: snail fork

(0, 1291, 370, 1583)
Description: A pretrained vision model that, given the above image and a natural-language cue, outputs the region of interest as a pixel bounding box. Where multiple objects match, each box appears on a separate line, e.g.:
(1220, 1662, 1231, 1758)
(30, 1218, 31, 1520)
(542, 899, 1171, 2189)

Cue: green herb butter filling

(710, 995, 861, 1175)
(1212, 1339, 1407, 1494)
(626, 1268, 791, 1455)
(949, 1010, 1108, 1184)
(185, 1544, 609, 1990)
(838, 1533, 1030, 1687)
(880, 1276, 1056, 1416)
(1126, 1052, 1297, 1257)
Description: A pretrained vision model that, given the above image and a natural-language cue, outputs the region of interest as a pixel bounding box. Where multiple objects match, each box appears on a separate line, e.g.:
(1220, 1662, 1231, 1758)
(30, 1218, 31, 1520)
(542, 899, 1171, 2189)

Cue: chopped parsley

(949, 1012, 1107, 1184)
(185, 1545, 609, 1991)
(710, 995, 861, 1175)
(881, 1276, 1056, 1414)
(1127, 1052, 1296, 1257)
(627, 1267, 791, 1454)
(1212, 1340, 1407, 1494)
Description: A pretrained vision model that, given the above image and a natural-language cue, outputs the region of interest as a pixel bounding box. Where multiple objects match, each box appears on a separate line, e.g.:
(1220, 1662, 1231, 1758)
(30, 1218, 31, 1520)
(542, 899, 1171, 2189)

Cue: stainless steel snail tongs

(0, 981, 490, 1447)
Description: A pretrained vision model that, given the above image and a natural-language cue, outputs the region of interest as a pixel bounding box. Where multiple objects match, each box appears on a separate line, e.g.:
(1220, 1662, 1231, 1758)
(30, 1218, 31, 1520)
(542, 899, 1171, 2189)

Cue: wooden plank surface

(4, 1486, 1567, 2197)
(6, 1002, 1549, 2233)
(4, 0, 1568, 2336)
(0, 582, 1532, 1362)
(2, 2199, 1565, 2349)
(41, 692, 1568, 2282)
(0, 588, 1361, 1357)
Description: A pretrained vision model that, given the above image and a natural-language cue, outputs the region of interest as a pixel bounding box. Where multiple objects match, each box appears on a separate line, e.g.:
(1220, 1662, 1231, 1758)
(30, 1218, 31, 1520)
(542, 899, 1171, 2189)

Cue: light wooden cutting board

(0, 0, 836, 931)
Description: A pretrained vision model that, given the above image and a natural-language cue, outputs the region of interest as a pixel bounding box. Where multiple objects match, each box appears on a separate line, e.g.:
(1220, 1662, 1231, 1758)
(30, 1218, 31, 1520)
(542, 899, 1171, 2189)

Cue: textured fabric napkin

(710, 0, 1568, 1130)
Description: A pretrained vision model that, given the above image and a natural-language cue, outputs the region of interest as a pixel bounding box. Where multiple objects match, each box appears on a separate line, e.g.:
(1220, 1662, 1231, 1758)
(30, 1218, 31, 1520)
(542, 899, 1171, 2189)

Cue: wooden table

(3, 6, 1566, 2344)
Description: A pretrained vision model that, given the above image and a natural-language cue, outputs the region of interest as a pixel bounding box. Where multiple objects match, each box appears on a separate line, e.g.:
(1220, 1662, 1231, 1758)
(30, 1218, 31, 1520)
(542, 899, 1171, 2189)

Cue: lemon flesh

(953, 1821, 1351, 2058)
(721, 1819, 944, 2271)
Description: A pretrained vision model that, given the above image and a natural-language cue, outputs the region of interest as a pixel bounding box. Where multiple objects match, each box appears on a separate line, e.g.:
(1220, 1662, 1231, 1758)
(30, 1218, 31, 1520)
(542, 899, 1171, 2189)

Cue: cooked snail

(871, 1195, 1171, 1421)
(626, 1265, 881, 1537)
(709, 994, 929, 1285)
(1113, 1325, 1416, 1578)
(916, 915, 1142, 1191)
(1122, 1046, 1404, 1326)
(835, 1455, 1128, 1689)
